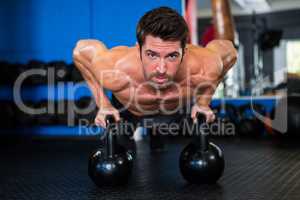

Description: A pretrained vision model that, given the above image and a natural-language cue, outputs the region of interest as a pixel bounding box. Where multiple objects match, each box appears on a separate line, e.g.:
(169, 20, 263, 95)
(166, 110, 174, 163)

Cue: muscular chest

(115, 80, 195, 110)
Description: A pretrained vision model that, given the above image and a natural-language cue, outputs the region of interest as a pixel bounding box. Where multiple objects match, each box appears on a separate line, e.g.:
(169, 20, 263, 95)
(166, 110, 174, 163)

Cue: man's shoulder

(95, 46, 143, 90)
(98, 45, 131, 60)
(111, 46, 141, 73)
(182, 44, 223, 83)
(185, 45, 222, 72)
(186, 44, 220, 60)
(93, 45, 137, 69)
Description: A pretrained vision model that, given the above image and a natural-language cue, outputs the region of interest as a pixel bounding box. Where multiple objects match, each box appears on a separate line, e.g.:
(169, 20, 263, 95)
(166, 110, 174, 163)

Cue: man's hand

(94, 106, 120, 128)
(191, 104, 215, 124)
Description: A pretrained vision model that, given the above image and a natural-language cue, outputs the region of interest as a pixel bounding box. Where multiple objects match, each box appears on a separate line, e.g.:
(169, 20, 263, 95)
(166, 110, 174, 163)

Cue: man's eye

(147, 53, 157, 58)
(168, 54, 178, 60)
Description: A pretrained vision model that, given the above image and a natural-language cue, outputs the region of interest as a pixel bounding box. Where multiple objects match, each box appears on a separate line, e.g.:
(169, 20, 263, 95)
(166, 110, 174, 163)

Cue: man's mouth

(153, 75, 168, 84)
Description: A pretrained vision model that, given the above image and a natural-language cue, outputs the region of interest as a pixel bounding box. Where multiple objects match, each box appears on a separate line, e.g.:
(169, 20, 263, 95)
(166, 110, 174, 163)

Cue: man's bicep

(90, 57, 114, 85)
(91, 58, 130, 92)
(206, 40, 237, 73)
(221, 41, 237, 73)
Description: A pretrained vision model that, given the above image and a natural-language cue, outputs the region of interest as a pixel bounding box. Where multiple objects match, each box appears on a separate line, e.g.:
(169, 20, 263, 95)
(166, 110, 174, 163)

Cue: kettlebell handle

(105, 114, 116, 125)
(195, 113, 206, 125)
(104, 114, 117, 158)
(194, 113, 209, 152)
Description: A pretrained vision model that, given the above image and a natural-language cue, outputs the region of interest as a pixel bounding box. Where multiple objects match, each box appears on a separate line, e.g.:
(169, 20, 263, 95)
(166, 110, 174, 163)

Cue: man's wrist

(195, 97, 211, 108)
(99, 100, 114, 110)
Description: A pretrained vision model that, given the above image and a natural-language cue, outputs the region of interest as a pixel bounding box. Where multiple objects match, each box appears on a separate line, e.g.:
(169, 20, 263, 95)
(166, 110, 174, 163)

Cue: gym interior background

(1, 0, 300, 200)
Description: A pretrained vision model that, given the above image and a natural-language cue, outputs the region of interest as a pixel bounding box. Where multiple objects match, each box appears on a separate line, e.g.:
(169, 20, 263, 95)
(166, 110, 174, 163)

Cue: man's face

(140, 35, 183, 89)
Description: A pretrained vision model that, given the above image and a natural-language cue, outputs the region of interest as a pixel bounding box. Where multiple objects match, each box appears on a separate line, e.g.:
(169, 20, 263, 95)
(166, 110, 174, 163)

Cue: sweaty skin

(73, 36, 237, 127)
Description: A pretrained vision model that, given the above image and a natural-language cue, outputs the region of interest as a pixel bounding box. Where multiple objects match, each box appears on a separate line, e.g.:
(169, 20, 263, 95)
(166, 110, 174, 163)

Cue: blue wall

(0, 0, 182, 63)
(0, 0, 182, 136)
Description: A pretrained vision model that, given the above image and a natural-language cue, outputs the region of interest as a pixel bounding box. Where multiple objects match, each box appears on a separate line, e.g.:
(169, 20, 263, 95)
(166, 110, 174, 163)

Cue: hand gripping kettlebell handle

(194, 113, 209, 151)
(105, 115, 116, 158)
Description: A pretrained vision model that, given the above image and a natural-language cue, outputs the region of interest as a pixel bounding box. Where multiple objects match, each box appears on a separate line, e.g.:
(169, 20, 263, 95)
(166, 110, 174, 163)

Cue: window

(286, 40, 300, 74)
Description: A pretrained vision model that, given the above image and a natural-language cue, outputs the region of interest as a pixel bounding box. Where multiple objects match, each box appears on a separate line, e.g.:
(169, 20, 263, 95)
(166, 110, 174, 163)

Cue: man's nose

(157, 59, 167, 74)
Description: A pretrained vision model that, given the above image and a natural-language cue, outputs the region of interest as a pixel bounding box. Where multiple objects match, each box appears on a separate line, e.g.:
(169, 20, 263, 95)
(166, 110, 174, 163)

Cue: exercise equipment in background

(287, 96, 300, 136)
(0, 60, 83, 86)
(0, 101, 15, 128)
(14, 101, 36, 127)
(26, 60, 48, 85)
(70, 63, 84, 82)
(74, 96, 97, 125)
(0, 62, 25, 85)
(258, 29, 282, 51)
(266, 96, 300, 137)
(211, 0, 239, 47)
(211, 103, 238, 136)
(236, 103, 267, 137)
(56, 100, 70, 125)
(47, 60, 70, 83)
(34, 100, 57, 125)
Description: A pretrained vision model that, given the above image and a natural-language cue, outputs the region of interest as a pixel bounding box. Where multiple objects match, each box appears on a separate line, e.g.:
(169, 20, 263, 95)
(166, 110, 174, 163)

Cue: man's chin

(150, 80, 172, 89)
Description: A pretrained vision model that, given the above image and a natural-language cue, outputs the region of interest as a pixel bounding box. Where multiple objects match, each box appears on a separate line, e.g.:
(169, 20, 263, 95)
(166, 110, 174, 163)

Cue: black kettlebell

(179, 114, 225, 184)
(88, 115, 133, 187)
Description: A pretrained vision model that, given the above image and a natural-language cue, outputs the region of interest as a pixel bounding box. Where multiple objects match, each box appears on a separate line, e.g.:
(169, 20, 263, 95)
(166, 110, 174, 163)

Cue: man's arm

(190, 40, 237, 122)
(196, 39, 237, 106)
(73, 39, 113, 109)
(205, 39, 238, 78)
(73, 39, 121, 126)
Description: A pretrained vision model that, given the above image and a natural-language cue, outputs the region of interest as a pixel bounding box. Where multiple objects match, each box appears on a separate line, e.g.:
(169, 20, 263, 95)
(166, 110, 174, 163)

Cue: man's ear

(137, 44, 142, 60)
(182, 47, 187, 56)
(180, 47, 187, 63)
(183, 47, 187, 55)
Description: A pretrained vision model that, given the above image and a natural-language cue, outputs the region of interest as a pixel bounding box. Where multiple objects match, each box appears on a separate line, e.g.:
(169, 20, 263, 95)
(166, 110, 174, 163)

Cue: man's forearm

(85, 77, 112, 110)
(195, 86, 215, 107)
(73, 40, 115, 109)
(74, 60, 112, 109)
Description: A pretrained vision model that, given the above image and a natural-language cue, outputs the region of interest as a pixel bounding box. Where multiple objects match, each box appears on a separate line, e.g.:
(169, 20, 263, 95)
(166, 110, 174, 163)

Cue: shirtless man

(73, 7, 237, 149)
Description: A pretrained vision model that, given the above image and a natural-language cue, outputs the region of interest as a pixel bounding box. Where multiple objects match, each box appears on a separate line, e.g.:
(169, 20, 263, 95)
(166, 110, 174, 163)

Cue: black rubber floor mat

(0, 137, 300, 200)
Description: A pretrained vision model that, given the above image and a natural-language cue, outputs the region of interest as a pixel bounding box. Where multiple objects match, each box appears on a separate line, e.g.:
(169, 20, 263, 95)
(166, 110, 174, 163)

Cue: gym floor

(0, 136, 300, 200)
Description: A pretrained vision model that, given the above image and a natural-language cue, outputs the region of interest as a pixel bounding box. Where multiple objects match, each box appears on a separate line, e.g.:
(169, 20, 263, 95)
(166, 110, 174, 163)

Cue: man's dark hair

(136, 7, 189, 49)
